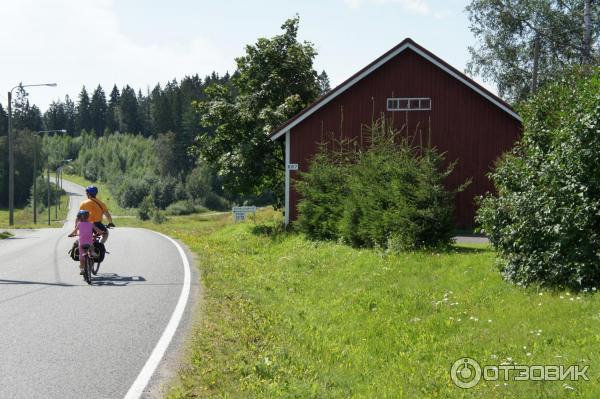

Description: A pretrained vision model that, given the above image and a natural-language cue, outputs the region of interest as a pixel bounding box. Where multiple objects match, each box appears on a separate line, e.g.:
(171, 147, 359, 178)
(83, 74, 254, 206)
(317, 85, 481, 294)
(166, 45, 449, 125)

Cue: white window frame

(387, 97, 431, 111)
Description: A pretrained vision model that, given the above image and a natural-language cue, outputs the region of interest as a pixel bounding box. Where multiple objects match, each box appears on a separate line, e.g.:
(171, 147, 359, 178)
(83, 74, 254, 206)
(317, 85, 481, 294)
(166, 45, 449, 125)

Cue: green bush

(296, 118, 461, 250)
(151, 209, 167, 224)
(116, 177, 150, 208)
(29, 177, 65, 212)
(203, 192, 230, 211)
(165, 200, 208, 216)
(295, 144, 354, 241)
(477, 69, 600, 290)
(138, 195, 154, 221)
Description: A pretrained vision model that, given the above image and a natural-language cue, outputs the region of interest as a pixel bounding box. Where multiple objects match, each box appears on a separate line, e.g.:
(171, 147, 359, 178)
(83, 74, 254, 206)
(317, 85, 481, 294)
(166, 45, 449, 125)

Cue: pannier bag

(68, 241, 80, 261)
(68, 241, 106, 263)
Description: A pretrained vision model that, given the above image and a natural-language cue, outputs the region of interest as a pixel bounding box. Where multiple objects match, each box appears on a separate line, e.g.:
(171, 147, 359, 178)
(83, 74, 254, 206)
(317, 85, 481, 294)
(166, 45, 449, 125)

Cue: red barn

(270, 38, 522, 228)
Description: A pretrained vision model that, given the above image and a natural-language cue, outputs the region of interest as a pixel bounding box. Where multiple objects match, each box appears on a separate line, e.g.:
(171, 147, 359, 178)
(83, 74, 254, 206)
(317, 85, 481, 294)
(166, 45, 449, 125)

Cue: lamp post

(33, 129, 66, 224)
(7, 82, 57, 226)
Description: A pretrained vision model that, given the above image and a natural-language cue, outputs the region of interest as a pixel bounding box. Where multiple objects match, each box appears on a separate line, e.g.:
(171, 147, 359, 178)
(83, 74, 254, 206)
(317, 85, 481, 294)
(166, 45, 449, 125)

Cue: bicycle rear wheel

(85, 256, 93, 285)
(92, 260, 100, 275)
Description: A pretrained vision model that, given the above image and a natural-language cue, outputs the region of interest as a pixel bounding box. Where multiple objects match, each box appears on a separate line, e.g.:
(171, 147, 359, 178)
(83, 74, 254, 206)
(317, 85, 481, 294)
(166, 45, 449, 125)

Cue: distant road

(0, 180, 198, 398)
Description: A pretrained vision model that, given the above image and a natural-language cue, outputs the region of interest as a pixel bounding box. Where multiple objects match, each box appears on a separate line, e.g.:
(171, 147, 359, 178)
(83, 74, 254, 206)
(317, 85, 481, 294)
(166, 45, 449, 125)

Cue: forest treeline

(0, 16, 331, 212)
(0, 72, 235, 209)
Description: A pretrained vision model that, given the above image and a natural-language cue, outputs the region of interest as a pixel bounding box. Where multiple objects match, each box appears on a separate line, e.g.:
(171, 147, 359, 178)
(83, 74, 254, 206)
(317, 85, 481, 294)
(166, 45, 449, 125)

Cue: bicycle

(68, 224, 114, 284)
(69, 234, 95, 285)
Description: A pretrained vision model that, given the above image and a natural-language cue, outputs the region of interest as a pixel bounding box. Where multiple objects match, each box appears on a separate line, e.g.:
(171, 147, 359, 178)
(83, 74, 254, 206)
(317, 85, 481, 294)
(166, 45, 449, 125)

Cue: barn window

(387, 97, 432, 111)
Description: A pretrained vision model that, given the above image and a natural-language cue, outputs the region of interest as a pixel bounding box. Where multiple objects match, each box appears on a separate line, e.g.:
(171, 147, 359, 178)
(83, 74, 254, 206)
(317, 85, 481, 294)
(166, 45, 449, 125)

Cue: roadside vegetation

(0, 190, 69, 229)
(478, 69, 600, 290)
(103, 210, 600, 398)
(0, 231, 13, 239)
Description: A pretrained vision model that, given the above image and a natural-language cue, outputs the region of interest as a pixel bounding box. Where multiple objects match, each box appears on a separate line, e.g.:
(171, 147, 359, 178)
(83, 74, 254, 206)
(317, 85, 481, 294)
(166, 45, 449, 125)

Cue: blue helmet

(86, 186, 98, 196)
(77, 209, 89, 218)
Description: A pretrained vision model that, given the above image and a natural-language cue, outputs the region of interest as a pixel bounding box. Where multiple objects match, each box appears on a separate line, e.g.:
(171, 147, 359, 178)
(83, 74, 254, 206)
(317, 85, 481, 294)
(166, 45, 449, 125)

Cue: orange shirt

(80, 198, 108, 223)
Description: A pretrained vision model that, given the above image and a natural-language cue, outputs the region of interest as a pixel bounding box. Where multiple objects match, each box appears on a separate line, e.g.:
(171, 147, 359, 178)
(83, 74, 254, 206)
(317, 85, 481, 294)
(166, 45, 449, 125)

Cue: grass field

(0, 192, 70, 229)
(108, 208, 600, 398)
(60, 176, 600, 397)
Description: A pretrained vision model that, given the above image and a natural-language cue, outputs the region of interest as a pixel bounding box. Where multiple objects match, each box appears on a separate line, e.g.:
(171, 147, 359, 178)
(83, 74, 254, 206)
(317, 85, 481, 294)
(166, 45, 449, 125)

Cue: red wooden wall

(288, 48, 521, 228)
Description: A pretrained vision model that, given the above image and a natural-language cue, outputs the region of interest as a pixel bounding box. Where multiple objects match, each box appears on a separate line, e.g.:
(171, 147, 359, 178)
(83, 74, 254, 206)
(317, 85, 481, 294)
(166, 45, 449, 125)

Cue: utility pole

(33, 134, 37, 224)
(7, 90, 14, 226)
(55, 171, 58, 219)
(47, 158, 51, 226)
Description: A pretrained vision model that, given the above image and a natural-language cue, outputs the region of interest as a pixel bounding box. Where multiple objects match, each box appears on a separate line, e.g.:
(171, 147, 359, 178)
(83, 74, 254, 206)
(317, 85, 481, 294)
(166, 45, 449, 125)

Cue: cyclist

(69, 210, 104, 275)
(79, 185, 115, 244)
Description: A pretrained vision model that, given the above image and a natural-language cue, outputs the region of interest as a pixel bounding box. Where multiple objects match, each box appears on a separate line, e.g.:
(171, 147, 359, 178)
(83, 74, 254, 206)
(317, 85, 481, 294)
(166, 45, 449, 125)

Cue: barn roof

(270, 38, 521, 141)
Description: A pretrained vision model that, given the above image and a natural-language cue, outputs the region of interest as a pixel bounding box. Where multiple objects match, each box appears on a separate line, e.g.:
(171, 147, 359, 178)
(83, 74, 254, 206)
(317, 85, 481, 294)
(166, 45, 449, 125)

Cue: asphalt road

(0, 180, 198, 399)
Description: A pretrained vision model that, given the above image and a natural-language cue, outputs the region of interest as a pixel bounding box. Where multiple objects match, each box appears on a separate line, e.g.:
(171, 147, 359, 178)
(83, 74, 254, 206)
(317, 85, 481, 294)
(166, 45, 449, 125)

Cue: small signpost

(287, 163, 299, 171)
(232, 206, 257, 223)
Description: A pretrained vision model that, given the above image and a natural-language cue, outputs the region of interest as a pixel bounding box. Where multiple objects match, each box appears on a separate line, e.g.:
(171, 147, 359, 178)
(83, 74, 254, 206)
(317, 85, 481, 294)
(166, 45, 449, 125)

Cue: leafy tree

(466, 0, 599, 102)
(477, 69, 600, 289)
(155, 132, 179, 176)
(90, 85, 107, 136)
(106, 85, 120, 133)
(197, 16, 321, 205)
(11, 86, 43, 131)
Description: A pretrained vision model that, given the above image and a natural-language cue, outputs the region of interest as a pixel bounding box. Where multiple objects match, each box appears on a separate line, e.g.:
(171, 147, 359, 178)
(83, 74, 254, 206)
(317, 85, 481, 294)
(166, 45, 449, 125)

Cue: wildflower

(563, 383, 575, 391)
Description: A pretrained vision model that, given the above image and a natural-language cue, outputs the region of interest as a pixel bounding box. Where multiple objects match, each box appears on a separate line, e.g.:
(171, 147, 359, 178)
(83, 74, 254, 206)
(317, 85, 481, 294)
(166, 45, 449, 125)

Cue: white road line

(123, 231, 191, 399)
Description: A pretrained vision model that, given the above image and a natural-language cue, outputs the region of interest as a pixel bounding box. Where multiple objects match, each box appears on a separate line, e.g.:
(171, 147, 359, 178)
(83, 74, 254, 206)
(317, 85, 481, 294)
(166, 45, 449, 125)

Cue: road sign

(232, 206, 257, 223)
(287, 163, 299, 171)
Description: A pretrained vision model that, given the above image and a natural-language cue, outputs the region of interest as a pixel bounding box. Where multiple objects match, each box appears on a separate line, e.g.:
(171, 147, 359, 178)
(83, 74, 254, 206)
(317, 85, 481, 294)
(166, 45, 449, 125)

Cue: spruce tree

(106, 85, 120, 133)
(76, 86, 92, 133)
(90, 85, 107, 136)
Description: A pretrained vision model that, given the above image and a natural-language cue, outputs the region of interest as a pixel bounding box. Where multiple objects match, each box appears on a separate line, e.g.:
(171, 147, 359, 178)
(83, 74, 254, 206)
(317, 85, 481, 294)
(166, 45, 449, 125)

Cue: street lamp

(7, 82, 57, 226)
(33, 129, 67, 224)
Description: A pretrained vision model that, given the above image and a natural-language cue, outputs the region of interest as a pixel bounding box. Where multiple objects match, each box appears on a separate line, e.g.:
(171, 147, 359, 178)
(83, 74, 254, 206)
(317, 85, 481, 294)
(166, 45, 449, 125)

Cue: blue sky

(2, 0, 482, 111)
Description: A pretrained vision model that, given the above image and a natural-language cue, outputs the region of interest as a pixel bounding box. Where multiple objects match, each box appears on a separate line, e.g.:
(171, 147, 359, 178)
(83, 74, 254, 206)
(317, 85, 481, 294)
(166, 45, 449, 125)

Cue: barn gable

(270, 38, 520, 141)
(271, 38, 522, 227)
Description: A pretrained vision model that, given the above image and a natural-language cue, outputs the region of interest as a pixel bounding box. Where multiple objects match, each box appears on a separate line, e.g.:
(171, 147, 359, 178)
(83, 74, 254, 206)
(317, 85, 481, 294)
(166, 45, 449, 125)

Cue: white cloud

(1, 0, 233, 110)
(344, 0, 431, 14)
(343, 0, 362, 8)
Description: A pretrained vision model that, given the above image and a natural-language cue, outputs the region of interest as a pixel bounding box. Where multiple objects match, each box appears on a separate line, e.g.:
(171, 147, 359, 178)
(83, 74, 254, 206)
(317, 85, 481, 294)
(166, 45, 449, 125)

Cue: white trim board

(284, 130, 290, 226)
(270, 42, 521, 141)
